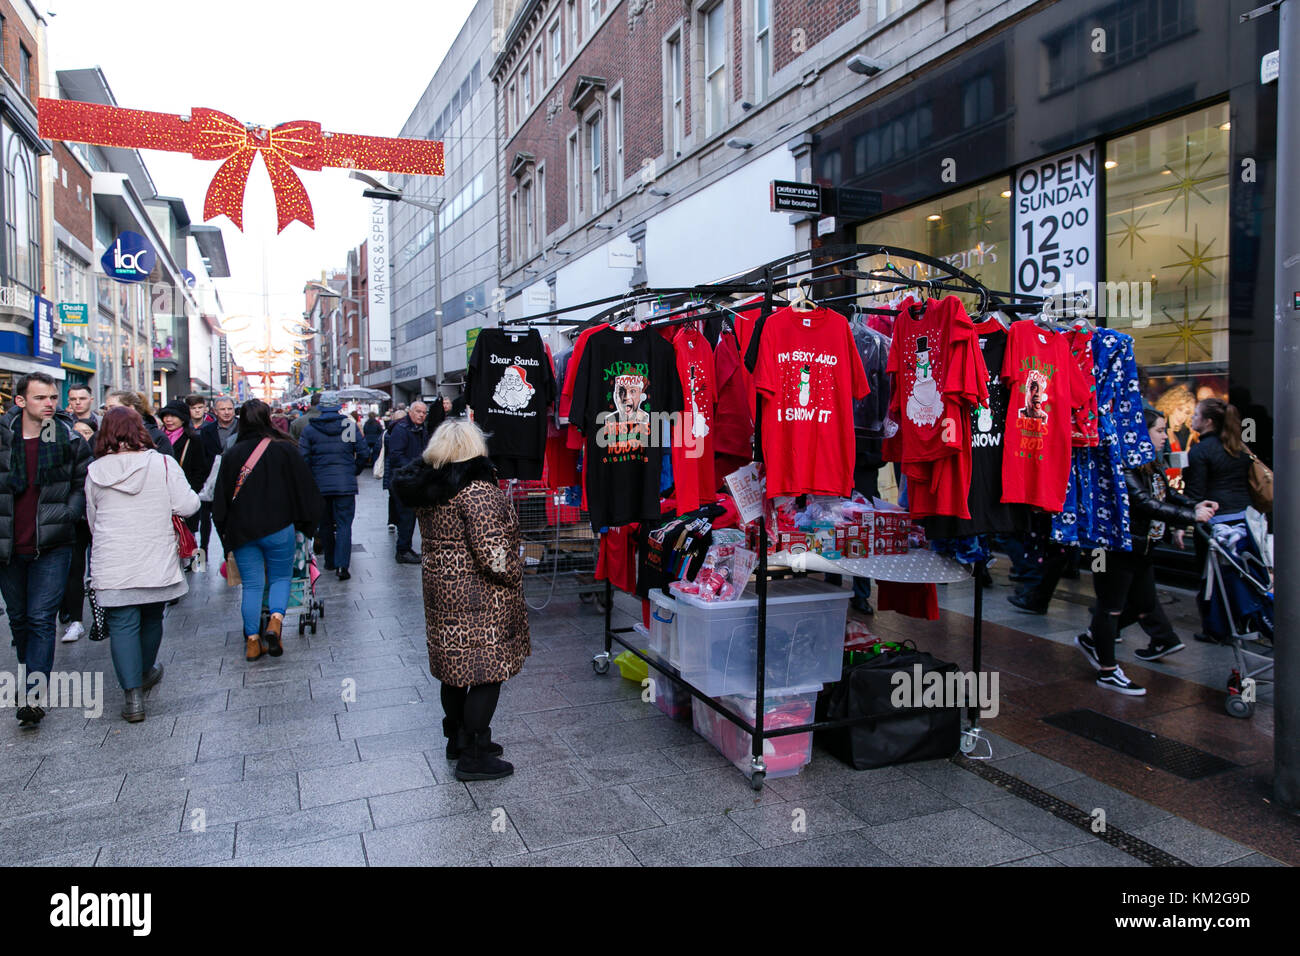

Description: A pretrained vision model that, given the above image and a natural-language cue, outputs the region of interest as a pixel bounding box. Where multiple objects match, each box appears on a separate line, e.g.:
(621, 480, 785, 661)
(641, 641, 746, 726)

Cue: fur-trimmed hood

(392, 455, 498, 508)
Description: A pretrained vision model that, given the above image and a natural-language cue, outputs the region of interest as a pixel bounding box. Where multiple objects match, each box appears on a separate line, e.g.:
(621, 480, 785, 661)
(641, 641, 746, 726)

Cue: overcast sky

(48, 0, 478, 375)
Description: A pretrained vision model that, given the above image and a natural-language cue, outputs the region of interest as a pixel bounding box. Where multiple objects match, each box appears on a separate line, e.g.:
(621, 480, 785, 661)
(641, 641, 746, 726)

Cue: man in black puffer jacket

(299, 398, 367, 580)
(0, 372, 92, 727)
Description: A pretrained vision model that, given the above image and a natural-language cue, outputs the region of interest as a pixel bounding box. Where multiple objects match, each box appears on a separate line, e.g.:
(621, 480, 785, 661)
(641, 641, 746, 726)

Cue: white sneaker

(61, 621, 85, 643)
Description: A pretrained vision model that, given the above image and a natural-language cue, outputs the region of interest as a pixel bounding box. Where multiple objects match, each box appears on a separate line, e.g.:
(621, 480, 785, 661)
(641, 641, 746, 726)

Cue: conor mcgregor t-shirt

(569, 327, 683, 529)
(1001, 321, 1089, 512)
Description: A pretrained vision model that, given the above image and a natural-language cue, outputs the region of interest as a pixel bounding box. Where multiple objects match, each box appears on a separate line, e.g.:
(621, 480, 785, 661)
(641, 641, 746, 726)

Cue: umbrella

(332, 386, 389, 402)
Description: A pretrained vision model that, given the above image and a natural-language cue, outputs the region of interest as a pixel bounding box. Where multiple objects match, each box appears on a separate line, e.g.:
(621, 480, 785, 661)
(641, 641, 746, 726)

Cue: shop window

(667, 33, 684, 158)
(961, 74, 994, 128)
(754, 0, 771, 103)
(703, 3, 727, 137)
(1104, 101, 1230, 436)
(855, 178, 1011, 296)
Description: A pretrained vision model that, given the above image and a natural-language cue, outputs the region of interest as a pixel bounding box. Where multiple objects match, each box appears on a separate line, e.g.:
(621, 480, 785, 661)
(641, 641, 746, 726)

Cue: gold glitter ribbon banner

(39, 98, 445, 233)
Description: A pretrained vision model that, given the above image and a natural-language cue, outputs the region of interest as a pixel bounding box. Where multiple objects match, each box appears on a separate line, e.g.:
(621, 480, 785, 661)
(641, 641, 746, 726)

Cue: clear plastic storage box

(691, 686, 819, 778)
(667, 578, 850, 697)
(646, 595, 681, 670)
(644, 651, 692, 721)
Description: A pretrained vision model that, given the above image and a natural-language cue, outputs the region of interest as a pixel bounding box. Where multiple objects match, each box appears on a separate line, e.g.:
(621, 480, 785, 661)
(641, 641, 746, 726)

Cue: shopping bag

(222, 552, 241, 587)
(372, 444, 385, 479)
(199, 454, 222, 502)
(87, 588, 108, 641)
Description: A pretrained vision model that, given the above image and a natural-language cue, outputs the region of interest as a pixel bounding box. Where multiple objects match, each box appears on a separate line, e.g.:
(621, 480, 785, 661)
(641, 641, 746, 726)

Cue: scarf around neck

(8, 413, 71, 496)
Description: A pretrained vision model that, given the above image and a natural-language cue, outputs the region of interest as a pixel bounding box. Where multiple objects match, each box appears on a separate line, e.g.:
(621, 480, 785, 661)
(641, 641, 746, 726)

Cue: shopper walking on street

(1184, 397, 1255, 644)
(106, 390, 172, 455)
(86, 407, 200, 722)
(1076, 408, 1216, 696)
(159, 400, 211, 535)
(213, 400, 323, 662)
(66, 384, 98, 430)
(186, 394, 213, 430)
(0, 372, 92, 727)
(59, 418, 97, 644)
(385, 401, 431, 564)
(299, 396, 366, 580)
(363, 412, 383, 467)
(290, 391, 322, 441)
(198, 396, 239, 560)
(393, 419, 529, 781)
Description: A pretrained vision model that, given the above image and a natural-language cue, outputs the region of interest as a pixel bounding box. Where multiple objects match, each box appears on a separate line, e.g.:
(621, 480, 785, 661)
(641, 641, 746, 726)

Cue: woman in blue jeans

(86, 407, 200, 722)
(212, 400, 323, 661)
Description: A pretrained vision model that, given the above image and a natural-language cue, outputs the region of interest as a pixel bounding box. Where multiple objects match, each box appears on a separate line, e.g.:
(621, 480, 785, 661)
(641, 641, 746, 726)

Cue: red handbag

(173, 514, 198, 560)
(163, 455, 199, 560)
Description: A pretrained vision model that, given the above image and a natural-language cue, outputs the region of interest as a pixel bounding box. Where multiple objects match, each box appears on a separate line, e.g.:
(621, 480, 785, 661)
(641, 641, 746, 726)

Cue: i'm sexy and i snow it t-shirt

(753, 306, 869, 498)
(1001, 321, 1090, 511)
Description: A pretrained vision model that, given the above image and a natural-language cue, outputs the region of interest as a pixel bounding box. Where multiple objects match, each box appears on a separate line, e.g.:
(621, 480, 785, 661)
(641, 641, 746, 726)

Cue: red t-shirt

(711, 327, 752, 460)
(1066, 329, 1100, 447)
(885, 296, 986, 463)
(561, 323, 610, 451)
(671, 326, 717, 511)
(753, 306, 869, 498)
(1001, 322, 1091, 511)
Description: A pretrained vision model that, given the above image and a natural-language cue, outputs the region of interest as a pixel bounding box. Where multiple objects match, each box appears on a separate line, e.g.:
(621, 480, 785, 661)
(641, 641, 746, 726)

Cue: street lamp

(349, 170, 446, 389)
(306, 281, 361, 389)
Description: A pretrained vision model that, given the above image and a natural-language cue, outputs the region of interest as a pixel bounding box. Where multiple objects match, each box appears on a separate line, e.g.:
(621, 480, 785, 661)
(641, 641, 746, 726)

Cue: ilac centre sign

(100, 231, 156, 283)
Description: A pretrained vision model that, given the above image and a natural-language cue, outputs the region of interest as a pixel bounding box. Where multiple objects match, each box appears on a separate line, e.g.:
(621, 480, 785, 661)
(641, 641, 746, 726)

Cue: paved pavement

(0, 476, 1286, 866)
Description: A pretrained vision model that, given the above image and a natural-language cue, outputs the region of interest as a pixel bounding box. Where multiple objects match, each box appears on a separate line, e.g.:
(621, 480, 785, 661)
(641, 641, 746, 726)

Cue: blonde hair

(423, 419, 488, 468)
(106, 389, 154, 417)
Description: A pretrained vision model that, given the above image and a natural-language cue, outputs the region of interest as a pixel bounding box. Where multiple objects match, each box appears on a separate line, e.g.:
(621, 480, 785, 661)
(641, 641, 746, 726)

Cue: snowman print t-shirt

(753, 306, 869, 497)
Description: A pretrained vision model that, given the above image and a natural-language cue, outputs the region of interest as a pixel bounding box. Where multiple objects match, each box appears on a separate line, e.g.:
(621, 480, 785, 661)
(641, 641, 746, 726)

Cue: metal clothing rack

(514, 242, 1064, 789)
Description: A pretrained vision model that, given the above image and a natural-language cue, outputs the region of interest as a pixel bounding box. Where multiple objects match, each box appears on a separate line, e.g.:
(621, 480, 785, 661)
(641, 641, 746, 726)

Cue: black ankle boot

(454, 730, 513, 781)
(447, 724, 503, 760)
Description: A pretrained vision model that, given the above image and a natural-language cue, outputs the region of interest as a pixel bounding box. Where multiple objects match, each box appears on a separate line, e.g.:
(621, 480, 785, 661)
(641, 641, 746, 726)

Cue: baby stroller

(258, 531, 325, 636)
(1198, 523, 1273, 719)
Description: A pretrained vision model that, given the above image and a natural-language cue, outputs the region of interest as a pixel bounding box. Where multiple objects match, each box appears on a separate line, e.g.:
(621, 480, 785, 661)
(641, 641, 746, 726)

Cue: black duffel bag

(817, 647, 961, 770)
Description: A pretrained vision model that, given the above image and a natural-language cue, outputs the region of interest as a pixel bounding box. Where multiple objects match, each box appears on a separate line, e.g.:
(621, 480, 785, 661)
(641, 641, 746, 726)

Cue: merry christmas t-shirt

(569, 327, 684, 529)
(753, 306, 869, 498)
(466, 328, 557, 480)
(1001, 321, 1090, 512)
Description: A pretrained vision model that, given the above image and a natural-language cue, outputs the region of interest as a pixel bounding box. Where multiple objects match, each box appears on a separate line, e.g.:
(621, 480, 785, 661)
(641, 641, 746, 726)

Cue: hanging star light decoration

(1160, 225, 1228, 299)
(1143, 139, 1223, 232)
(1149, 288, 1215, 365)
(38, 99, 444, 232)
(1108, 201, 1157, 259)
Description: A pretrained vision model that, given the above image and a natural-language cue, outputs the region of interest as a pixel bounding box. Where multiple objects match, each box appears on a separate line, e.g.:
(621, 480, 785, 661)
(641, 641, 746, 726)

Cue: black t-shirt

(569, 327, 684, 529)
(466, 328, 556, 480)
(924, 322, 1028, 538)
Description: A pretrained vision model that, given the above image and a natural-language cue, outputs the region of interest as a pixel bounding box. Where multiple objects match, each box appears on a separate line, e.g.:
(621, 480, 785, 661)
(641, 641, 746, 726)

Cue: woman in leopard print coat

(393, 419, 529, 781)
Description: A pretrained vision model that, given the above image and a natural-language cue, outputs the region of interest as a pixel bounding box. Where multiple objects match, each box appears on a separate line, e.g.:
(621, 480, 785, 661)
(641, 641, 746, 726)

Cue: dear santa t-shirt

(1001, 321, 1090, 511)
(753, 306, 869, 498)
(467, 328, 556, 479)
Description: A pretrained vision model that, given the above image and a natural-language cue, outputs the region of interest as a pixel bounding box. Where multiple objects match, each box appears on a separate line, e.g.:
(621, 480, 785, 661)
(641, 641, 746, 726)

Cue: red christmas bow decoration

(38, 99, 444, 233)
